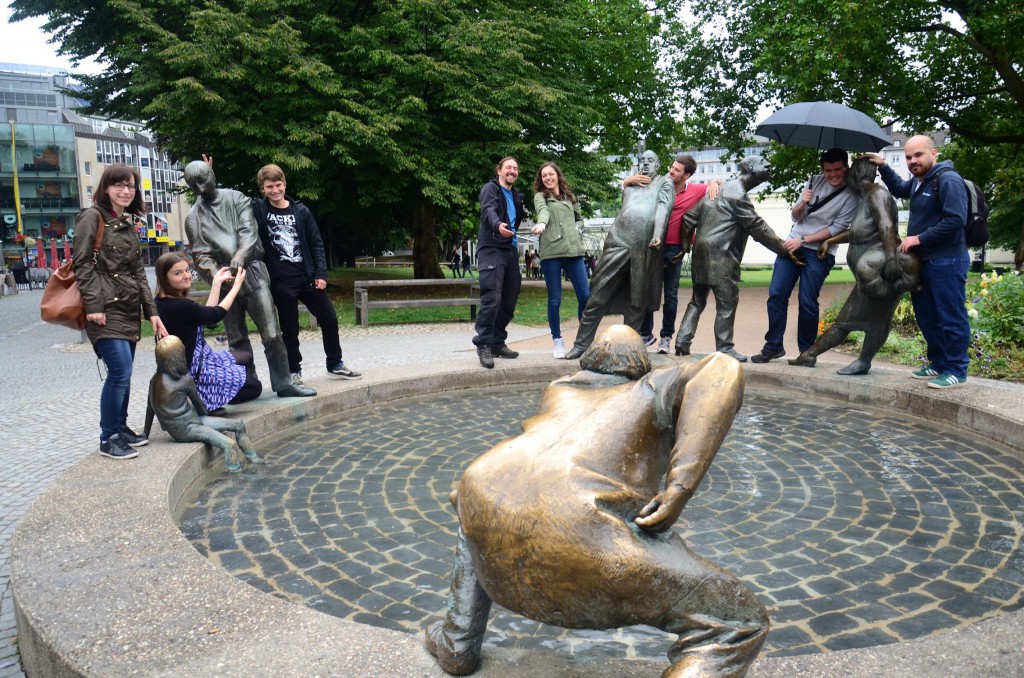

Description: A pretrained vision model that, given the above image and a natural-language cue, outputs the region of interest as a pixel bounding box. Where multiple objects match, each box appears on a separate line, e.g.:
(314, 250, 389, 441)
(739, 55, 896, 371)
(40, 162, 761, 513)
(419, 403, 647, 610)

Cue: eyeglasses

(113, 182, 137, 192)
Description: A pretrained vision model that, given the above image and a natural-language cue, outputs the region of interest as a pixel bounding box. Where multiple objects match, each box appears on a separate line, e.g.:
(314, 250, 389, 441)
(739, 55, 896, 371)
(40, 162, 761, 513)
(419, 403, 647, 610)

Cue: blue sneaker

(642, 333, 657, 347)
(928, 373, 967, 389)
(99, 434, 138, 460)
(120, 426, 148, 447)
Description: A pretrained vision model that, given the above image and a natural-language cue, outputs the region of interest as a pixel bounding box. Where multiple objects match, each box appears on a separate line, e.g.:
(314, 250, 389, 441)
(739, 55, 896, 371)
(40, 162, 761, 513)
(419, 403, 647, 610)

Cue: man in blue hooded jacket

(866, 135, 969, 388)
(473, 157, 527, 369)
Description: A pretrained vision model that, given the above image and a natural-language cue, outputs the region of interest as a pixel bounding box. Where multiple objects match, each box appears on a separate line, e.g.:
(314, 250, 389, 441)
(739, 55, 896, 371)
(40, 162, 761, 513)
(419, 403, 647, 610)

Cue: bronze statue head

(638, 150, 660, 178)
(580, 325, 652, 379)
(183, 161, 218, 199)
(739, 155, 770, 189)
(155, 335, 190, 379)
(848, 156, 878, 188)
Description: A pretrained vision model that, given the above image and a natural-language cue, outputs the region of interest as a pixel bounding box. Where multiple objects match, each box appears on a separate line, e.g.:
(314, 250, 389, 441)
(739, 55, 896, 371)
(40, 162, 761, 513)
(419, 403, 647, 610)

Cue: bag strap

(805, 185, 847, 215)
(88, 206, 107, 265)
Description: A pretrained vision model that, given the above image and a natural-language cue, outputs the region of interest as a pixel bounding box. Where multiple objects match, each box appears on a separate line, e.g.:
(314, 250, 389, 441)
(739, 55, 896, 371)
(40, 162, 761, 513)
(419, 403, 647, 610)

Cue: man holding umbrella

(751, 148, 858, 363)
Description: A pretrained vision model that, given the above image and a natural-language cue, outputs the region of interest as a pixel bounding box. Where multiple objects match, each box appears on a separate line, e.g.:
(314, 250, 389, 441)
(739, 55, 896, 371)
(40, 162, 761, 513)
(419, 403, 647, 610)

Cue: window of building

(84, 161, 91, 175)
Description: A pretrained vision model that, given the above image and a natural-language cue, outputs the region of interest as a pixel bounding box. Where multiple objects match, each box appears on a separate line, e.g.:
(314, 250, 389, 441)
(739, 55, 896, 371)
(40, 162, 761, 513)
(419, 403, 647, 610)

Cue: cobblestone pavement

(180, 385, 1024, 660)
(0, 281, 542, 677)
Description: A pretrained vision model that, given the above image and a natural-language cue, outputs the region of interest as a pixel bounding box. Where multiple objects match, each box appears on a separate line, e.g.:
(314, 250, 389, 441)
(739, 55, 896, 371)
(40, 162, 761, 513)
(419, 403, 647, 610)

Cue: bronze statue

(145, 336, 259, 472)
(564, 151, 675, 359)
(675, 156, 800, 362)
(426, 325, 769, 677)
(183, 160, 314, 398)
(789, 157, 920, 374)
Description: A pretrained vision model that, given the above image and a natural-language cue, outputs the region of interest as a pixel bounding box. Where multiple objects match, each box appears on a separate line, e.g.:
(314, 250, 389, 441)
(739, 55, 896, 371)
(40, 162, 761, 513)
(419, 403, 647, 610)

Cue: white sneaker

(658, 337, 671, 354)
(552, 337, 566, 359)
(290, 372, 304, 386)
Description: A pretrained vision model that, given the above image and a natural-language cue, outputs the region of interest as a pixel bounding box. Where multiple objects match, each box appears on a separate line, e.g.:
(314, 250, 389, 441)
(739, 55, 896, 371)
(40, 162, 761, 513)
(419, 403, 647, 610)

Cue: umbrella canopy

(755, 101, 891, 152)
(50, 239, 59, 268)
(64, 240, 72, 262)
(37, 239, 47, 269)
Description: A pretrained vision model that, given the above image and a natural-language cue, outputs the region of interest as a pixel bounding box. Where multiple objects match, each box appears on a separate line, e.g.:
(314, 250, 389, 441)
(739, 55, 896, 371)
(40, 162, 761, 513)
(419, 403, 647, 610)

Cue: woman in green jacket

(531, 162, 590, 358)
(73, 163, 167, 460)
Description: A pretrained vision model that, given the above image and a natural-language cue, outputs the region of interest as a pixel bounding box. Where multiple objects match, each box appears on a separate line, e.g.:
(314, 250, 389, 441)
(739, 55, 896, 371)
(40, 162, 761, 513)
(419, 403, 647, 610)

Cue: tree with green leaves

(13, 0, 682, 276)
(672, 0, 1024, 264)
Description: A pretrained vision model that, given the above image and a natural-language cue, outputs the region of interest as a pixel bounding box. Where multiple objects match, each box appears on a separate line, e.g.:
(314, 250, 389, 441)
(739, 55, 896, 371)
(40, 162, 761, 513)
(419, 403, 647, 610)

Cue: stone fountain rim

(11, 355, 1024, 678)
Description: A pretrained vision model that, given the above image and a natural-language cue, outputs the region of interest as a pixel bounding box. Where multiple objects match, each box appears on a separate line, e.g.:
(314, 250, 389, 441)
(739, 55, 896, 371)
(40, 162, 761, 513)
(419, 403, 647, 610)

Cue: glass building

(1, 122, 79, 267)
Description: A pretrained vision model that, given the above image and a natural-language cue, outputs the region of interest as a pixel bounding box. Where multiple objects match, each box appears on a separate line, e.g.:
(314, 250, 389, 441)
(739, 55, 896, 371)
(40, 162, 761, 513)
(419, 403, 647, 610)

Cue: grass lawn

(320, 266, 857, 328)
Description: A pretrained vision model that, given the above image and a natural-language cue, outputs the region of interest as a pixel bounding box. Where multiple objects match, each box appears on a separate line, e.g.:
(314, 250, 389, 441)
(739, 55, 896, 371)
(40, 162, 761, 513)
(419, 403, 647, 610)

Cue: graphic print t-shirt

(265, 204, 305, 279)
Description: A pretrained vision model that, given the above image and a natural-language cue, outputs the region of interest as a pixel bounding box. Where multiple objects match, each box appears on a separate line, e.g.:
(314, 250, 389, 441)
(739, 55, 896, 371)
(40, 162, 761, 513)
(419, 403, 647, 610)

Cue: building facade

(1, 62, 189, 268)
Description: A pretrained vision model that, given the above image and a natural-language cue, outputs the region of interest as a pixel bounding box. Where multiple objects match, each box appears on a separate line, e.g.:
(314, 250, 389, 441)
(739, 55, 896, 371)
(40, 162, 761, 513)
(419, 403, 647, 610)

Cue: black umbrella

(754, 101, 891, 152)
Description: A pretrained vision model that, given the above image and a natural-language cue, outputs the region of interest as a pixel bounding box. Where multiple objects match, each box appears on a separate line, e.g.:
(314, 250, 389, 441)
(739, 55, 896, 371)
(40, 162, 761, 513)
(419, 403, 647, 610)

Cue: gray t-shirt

(789, 175, 859, 256)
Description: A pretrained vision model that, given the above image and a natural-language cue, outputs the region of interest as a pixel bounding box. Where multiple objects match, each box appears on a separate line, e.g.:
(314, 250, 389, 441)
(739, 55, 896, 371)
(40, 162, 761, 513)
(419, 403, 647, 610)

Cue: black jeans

(473, 247, 521, 348)
(270, 275, 342, 373)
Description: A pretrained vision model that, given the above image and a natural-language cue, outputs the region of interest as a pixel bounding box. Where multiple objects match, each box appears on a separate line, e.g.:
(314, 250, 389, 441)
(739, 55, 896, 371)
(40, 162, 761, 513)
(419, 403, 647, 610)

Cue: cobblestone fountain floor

(178, 384, 1024, 661)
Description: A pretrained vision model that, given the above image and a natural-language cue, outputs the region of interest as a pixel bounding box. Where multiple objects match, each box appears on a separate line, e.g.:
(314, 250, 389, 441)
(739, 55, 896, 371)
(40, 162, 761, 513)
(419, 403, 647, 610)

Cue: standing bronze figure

(426, 326, 769, 677)
(789, 157, 920, 374)
(564, 151, 674, 359)
(674, 156, 799, 362)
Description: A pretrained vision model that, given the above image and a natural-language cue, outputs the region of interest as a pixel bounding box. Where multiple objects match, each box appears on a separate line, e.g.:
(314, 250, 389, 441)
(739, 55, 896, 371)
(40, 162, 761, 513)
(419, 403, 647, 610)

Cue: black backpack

(931, 167, 990, 248)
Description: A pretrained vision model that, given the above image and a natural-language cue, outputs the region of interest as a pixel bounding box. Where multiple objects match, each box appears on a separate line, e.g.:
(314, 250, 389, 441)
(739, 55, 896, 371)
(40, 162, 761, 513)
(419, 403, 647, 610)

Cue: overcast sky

(1, 1, 100, 74)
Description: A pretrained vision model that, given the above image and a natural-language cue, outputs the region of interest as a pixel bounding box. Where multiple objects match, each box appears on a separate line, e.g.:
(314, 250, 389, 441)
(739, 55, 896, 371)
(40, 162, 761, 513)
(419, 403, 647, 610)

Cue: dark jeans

(539, 256, 590, 339)
(763, 249, 834, 354)
(640, 244, 684, 338)
(473, 247, 522, 348)
(270, 275, 342, 373)
(96, 338, 136, 442)
(914, 252, 970, 379)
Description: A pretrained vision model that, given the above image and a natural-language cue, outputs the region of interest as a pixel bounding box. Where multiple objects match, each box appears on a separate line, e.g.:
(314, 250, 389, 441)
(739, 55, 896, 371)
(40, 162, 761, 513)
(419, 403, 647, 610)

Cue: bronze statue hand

(669, 250, 686, 264)
(635, 485, 692, 533)
(648, 238, 662, 250)
(229, 256, 247, 273)
(789, 250, 806, 267)
(817, 241, 831, 260)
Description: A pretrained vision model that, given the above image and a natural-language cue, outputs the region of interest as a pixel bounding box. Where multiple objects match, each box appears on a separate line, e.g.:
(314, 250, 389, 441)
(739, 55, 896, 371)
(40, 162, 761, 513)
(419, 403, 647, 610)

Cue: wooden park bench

(353, 278, 480, 327)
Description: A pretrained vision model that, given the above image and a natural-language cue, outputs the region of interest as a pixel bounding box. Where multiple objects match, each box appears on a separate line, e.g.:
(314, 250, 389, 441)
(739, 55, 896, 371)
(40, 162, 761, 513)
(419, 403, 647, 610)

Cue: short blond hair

(257, 164, 286, 187)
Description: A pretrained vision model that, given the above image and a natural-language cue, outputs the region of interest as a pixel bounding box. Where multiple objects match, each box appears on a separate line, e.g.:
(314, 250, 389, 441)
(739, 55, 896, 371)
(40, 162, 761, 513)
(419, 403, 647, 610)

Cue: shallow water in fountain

(178, 385, 1024, 659)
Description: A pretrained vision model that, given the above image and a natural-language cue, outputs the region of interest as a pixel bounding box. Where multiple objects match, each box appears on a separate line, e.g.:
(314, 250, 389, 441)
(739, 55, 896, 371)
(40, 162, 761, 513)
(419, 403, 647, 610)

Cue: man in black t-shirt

(252, 164, 361, 382)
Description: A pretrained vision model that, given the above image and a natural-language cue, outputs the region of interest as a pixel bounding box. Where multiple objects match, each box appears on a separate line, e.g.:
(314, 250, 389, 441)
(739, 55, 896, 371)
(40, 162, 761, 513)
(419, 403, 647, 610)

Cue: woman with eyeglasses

(73, 163, 167, 460)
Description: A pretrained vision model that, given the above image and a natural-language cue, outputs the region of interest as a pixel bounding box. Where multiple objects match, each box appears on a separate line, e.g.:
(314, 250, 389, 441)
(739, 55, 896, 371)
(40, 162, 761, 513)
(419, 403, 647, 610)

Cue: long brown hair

(154, 252, 191, 298)
(93, 163, 147, 216)
(533, 162, 576, 204)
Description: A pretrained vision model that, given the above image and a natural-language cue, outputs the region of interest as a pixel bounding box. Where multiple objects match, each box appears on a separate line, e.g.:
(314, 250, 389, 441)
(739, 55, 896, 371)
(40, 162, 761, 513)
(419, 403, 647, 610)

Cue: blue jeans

(763, 249, 834, 354)
(96, 338, 136, 442)
(914, 252, 970, 379)
(639, 245, 684, 338)
(540, 256, 591, 339)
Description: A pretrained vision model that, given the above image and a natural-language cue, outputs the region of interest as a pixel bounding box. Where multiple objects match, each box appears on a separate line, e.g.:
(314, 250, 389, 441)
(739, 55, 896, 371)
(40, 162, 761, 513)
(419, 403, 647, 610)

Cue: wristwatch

(800, 236, 806, 246)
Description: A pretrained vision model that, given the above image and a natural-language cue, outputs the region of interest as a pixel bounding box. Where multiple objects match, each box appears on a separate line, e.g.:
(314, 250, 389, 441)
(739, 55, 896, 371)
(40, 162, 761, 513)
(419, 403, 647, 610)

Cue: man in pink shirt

(629, 155, 714, 354)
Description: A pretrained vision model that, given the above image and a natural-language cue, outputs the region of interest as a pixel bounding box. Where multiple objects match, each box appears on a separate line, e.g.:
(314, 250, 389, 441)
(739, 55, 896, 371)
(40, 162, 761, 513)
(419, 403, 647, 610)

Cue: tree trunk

(412, 200, 445, 279)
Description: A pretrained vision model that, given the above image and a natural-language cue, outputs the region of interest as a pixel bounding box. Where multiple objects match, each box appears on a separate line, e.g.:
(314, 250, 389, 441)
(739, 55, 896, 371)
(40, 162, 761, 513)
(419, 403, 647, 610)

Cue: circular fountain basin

(11, 356, 1024, 677)
(178, 384, 1024, 660)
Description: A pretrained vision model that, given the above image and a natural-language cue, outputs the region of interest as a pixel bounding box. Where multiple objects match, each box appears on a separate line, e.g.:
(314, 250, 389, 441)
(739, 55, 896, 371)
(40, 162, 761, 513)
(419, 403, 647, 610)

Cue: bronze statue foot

(675, 344, 690, 356)
(224, 451, 241, 473)
(563, 345, 585, 360)
(788, 354, 816, 367)
(837, 359, 871, 375)
(244, 450, 261, 462)
(278, 383, 316, 397)
(424, 620, 479, 676)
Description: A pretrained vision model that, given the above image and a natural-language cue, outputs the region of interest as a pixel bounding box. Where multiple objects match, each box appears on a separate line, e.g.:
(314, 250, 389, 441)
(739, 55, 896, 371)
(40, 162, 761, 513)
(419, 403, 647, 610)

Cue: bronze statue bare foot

(788, 354, 816, 367)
